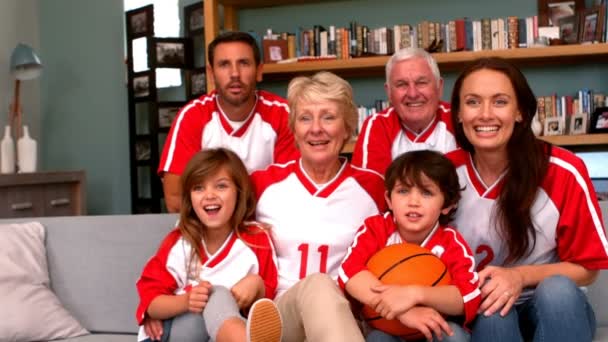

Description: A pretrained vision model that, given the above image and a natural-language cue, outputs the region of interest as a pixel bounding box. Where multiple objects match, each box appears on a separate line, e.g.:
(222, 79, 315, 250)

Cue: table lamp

(10, 43, 42, 140)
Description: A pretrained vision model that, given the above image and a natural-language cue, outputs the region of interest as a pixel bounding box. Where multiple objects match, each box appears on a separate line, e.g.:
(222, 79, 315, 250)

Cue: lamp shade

(10, 43, 42, 81)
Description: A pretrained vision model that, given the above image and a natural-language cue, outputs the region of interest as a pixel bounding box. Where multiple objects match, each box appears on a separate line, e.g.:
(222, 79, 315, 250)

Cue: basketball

(361, 243, 451, 339)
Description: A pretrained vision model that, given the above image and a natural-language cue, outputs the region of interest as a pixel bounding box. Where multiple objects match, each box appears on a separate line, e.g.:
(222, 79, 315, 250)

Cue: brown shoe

(246, 298, 282, 342)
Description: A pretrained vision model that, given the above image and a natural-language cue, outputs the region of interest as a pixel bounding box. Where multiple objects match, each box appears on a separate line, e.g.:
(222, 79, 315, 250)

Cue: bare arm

(344, 270, 383, 306)
(147, 294, 188, 320)
(514, 262, 598, 287)
(415, 285, 464, 316)
(162, 173, 181, 213)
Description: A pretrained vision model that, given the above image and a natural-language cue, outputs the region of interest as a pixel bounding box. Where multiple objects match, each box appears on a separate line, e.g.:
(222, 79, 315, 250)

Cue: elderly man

(352, 48, 457, 175)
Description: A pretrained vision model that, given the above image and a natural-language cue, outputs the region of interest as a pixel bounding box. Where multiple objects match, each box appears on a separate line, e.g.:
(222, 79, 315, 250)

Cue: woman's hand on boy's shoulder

(187, 281, 212, 314)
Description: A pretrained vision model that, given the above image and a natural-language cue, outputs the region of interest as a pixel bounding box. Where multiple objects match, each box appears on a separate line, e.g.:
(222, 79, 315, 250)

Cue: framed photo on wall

(157, 102, 185, 130)
(579, 5, 605, 43)
(590, 107, 608, 133)
(538, 0, 584, 27)
(184, 2, 204, 36)
(186, 67, 207, 99)
(132, 72, 151, 99)
(126, 4, 154, 39)
(149, 37, 193, 68)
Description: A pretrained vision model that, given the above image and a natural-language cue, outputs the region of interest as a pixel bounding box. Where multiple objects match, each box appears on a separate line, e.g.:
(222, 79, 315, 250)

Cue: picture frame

(186, 67, 207, 99)
(149, 37, 193, 68)
(538, 0, 584, 27)
(590, 107, 608, 133)
(135, 140, 151, 161)
(558, 14, 579, 44)
(543, 116, 564, 136)
(184, 2, 204, 37)
(126, 4, 154, 39)
(157, 102, 185, 129)
(262, 39, 288, 64)
(132, 72, 152, 99)
(569, 113, 587, 134)
(579, 5, 605, 43)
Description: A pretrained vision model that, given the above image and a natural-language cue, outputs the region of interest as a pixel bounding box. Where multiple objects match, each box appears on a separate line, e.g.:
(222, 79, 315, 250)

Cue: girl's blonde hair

(178, 148, 256, 271)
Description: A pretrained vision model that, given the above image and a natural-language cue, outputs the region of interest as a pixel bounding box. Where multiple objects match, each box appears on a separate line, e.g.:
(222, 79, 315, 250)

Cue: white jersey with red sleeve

(251, 158, 387, 298)
(446, 147, 608, 302)
(158, 90, 299, 175)
(352, 101, 457, 176)
(339, 212, 481, 325)
(135, 225, 277, 339)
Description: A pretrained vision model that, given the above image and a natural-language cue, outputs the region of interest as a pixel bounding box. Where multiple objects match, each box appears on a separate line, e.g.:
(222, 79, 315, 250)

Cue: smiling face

(457, 69, 522, 157)
(190, 167, 237, 235)
(293, 99, 349, 171)
(208, 41, 263, 114)
(386, 174, 452, 244)
(385, 57, 443, 132)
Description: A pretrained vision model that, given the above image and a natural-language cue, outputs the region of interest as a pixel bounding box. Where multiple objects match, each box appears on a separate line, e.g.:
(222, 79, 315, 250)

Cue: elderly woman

(251, 71, 386, 341)
(447, 57, 608, 342)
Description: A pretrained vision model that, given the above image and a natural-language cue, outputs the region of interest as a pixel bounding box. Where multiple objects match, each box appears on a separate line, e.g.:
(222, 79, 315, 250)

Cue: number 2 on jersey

(298, 243, 329, 279)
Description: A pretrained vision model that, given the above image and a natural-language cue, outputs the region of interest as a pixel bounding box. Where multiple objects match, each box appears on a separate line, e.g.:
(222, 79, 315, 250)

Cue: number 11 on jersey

(297, 243, 329, 279)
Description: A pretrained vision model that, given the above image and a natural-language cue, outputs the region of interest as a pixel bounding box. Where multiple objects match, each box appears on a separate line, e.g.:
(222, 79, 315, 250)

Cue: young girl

(136, 148, 282, 342)
(339, 150, 481, 342)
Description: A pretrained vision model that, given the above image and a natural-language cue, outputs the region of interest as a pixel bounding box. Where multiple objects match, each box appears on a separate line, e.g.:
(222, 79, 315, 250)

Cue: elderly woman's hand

(478, 265, 524, 317)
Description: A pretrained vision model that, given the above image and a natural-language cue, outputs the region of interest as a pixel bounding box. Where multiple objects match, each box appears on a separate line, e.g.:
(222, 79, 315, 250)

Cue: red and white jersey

(447, 148, 608, 302)
(251, 158, 387, 298)
(135, 225, 278, 337)
(339, 212, 481, 324)
(158, 90, 299, 175)
(352, 102, 457, 176)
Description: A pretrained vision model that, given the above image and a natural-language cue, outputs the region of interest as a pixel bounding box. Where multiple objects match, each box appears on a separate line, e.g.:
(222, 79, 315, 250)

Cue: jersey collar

(216, 92, 258, 137)
(295, 157, 350, 198)
(465, 153, 505, 199)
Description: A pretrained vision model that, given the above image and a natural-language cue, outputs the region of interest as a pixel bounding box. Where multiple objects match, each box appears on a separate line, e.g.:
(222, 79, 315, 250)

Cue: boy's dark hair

(385, 150, 462, 225)
(207, 31, 261, 66)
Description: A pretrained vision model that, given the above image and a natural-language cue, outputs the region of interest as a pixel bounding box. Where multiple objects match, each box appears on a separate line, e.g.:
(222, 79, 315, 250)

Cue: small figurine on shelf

(1, 125, 15, 174)
(17, 125, 37, 173)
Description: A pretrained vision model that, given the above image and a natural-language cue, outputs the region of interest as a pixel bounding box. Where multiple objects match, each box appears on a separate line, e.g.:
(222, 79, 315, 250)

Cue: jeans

(141, 312, 209, 342)
(471, 275, 596, 342)
(366, 321, 470, 342)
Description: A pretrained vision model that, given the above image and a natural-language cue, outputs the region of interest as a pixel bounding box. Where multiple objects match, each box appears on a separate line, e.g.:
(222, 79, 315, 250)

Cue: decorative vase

(531, 114, 543, 137)
(17, 125, 37, 173)
(1, 125, 15, 173)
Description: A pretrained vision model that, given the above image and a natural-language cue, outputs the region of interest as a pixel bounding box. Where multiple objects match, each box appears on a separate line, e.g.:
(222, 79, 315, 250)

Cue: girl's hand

(478, 265, 523, 317)
(398, 307, 453, 342)
(370, 284, 421, 320)
(143, 317, 163, 341)
(231, 274, 264, 309)
(188, 281, 212, 314)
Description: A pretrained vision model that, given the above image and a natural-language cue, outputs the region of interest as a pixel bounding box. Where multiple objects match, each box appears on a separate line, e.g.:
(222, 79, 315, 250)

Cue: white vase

(531, 113, 543, 137)
(1, 125, 15, 173)
(17, 125, 37, 173)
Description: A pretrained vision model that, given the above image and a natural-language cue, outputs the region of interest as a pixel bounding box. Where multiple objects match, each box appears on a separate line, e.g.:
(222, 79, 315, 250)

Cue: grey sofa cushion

(29, 214, 177, 334)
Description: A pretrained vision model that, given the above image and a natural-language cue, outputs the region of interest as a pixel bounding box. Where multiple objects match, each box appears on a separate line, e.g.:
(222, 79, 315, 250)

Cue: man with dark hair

(158, 31, 298, 213)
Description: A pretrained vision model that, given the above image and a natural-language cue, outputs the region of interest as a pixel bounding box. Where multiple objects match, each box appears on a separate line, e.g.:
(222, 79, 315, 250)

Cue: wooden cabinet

(201, 0, 608, 151)
(0, 171, 86, 218)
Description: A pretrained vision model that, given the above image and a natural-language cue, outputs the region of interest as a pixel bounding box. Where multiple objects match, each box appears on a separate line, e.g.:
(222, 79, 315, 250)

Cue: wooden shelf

(340, 133, 608, 154)
(263, 44, 608, 81)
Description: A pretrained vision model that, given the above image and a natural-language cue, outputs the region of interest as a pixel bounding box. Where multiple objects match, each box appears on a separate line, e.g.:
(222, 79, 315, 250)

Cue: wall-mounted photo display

(132, 71, 154, 100)
(157, 102, 185, 129)
(184, 2, 204, 37)
(149, 37, 193, 68)
(186, 67, 206, 99)
(126, 4, 154, 39)
(135, 140, 152, 161)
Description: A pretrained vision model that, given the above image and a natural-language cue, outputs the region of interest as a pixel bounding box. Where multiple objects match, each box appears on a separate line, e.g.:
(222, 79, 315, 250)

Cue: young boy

(339, 150, 480, 342)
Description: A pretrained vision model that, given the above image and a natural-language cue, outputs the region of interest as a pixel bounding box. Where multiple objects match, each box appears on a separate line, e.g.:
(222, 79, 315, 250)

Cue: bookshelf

(201, 0, 608, 150)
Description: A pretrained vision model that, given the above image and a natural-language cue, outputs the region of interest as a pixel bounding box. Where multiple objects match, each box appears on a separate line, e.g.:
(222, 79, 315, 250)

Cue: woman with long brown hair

(448, 57, 608, 342)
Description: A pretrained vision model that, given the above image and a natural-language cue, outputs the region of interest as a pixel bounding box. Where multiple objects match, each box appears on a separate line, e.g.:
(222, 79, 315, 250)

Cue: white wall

(0, 0, 40, 141)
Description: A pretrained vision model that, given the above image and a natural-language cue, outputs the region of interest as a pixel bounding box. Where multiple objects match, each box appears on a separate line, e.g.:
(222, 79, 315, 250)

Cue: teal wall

(238, 0, 608, 107)
(39, 0, 130, 214)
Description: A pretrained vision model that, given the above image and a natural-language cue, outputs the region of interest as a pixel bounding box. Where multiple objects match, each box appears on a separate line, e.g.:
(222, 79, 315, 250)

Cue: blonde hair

(178, 148, 256, 273)
(287, 71, 358, 146)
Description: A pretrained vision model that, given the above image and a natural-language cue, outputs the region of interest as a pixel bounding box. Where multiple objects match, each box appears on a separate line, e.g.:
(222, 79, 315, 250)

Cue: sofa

(1, 202, 607, 341)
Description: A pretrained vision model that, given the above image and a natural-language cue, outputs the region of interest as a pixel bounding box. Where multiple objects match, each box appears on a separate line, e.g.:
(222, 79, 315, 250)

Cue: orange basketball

(362, 243, 451, 339)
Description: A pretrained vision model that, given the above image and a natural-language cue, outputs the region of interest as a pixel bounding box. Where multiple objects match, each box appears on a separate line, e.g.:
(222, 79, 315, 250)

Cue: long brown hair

(450, 57, 551, 264)
(178, 148, 256, 272)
